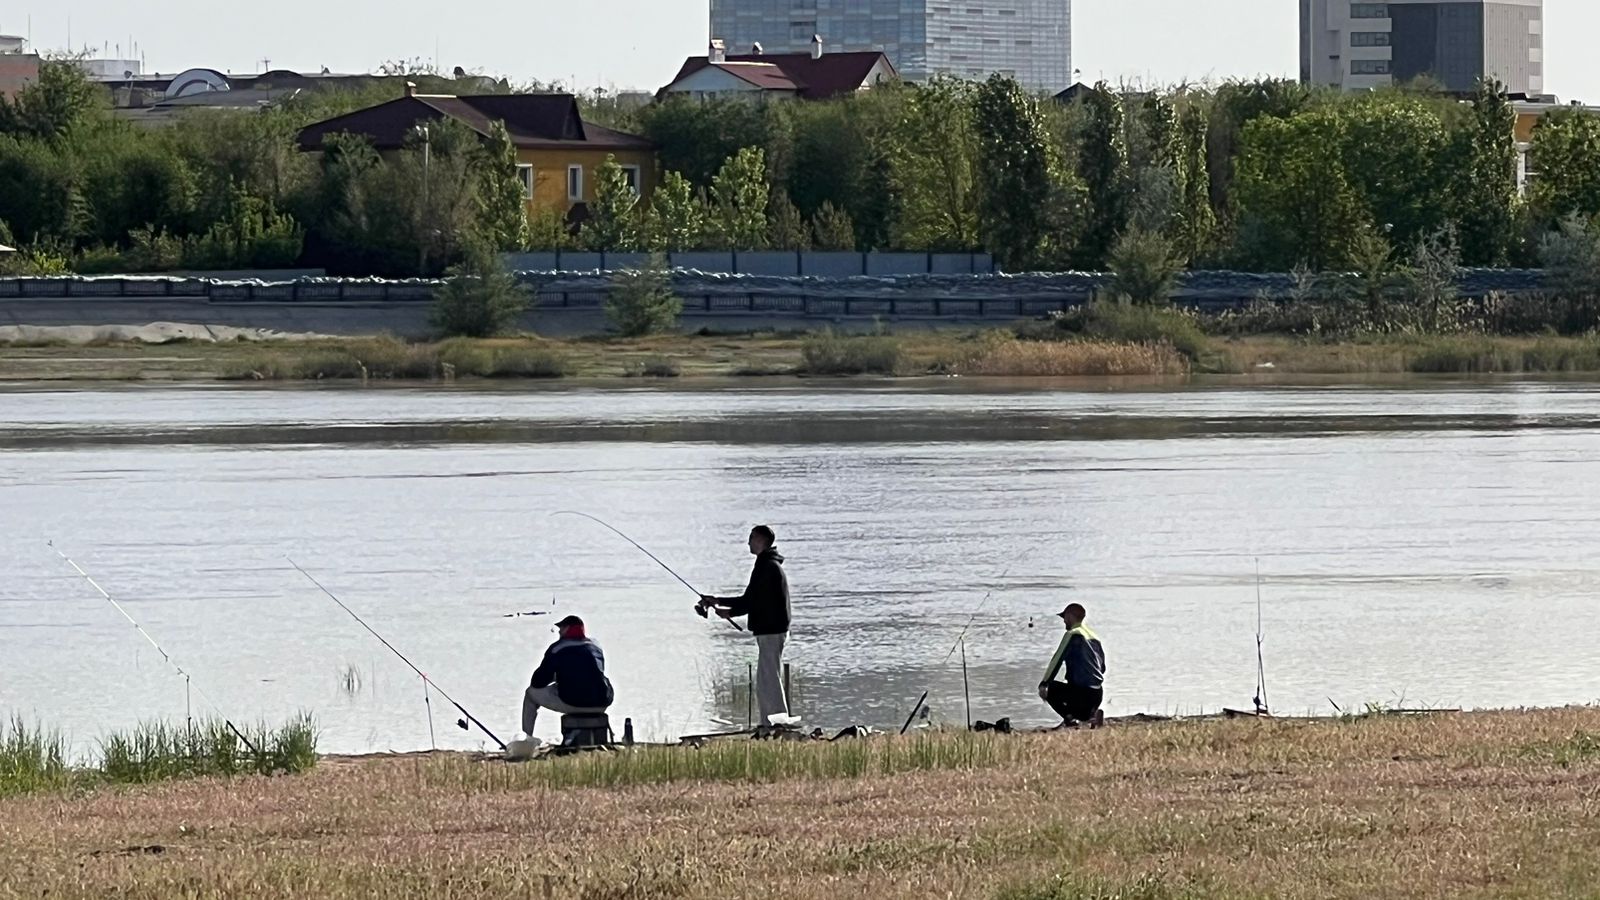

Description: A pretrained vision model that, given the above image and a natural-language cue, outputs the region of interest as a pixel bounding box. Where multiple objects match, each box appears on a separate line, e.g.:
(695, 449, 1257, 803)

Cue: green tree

(582, 155, 641, 251)
(709, 147, 769, 250)
(606, 255, 682, 336)
(888, 77, 979, 251)
(1074, 84, 1130, 265)
(1338, 95, 1452, 250)
(1206, 79, 1314, 222)
(811, 201, 857, 251)
(0, 61, 103, 141)
(1528, 107, 1600, 229)
(636, 97, 771, 188)
(1450, 80, 1519, 266)
(474, 121, 528, 251)
(641, 170, 705, 252)
(0, 135, 86, 244)
(1539, 214, 1600, 298)
(1175, 102, 1218, 262)
(1233, 110, 1369, 270)
(973, 75, 1059, 270)
(430, 239, 531, 337)
(767, 191, 811, 251)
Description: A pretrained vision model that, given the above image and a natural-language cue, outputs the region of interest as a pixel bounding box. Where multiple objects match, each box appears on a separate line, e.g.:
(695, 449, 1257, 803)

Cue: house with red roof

(659, 38, 897, 102)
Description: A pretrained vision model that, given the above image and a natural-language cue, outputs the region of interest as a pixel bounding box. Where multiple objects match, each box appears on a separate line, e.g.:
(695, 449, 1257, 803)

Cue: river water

(2, 378, 1598, 755)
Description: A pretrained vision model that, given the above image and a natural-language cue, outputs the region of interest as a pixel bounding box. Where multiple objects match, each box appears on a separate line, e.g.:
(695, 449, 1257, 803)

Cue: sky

(4, 0, 1599, 101)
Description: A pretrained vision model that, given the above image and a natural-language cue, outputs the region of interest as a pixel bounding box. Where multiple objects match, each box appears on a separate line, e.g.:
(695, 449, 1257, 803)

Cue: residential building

(295, 91, 656, 219)
(0, 34, 39, 100)
(709, 0, 1071, 92)
(1300, 0, 1543, 94)
(659, 41, 896, 101)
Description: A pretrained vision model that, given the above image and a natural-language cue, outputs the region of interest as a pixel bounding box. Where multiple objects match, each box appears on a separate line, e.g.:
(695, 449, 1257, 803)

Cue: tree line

(5, 59, 1600, 278)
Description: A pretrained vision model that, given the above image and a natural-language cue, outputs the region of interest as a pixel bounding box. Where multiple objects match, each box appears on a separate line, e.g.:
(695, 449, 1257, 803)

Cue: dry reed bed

(2, 708, 1599, 899)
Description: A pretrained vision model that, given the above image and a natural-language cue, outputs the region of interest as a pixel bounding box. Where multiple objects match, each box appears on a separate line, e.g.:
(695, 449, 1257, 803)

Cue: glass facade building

(710, 0, 1072, 92)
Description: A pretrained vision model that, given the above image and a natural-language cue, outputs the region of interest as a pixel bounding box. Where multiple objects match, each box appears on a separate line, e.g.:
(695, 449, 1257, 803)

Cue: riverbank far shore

(2, 707, 1597, 899)
(5, 328, 1600, 383)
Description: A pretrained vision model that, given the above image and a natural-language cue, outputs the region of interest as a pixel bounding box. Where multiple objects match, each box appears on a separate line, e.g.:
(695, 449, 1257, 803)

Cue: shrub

(1107, 228, 1184, 306)
(800, 329, 906, 375)
(606, 254, 682, 336)
(430, 242, 532, 338)
(957, 336, 1189, 376)
(489, 347, 567, 378)
(437, 338, 496, 376)
(346, 337, 439, 379)
(1539, 214, 1600, 300)
(70, 245, 126, 274)
(1054, 300, 1209, 360)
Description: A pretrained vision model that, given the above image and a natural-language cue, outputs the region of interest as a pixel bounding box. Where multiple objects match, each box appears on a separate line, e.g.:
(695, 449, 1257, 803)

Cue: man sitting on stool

(523, 615, 614, 741)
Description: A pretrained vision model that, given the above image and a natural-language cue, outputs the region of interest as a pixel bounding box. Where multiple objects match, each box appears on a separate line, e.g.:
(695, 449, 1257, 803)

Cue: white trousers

(755, 632, 789, 724)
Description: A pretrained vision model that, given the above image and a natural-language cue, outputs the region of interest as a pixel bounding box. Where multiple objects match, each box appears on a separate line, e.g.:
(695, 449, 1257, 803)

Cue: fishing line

(287, 557, 506, 750)
(942, 545, 1038, 663)
(50, 542, 261, 755)
(552, 510, 744, 632)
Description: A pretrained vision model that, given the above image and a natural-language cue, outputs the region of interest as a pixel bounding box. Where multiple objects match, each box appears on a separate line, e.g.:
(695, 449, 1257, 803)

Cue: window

(1350, 59, 1390, 75)
(1349, 31, 1389, 47)
(621, 165, 641, 196)
(567, 165, 583, 202)
(1350, 3, 1388, 18)
(516, 164, 534, 200)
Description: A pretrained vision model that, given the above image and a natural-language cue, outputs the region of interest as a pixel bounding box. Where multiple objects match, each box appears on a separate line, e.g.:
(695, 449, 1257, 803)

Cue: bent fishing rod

(552, 511, 744, 632)
(287, 558, 507, 750)
(50, 542, 261, 755)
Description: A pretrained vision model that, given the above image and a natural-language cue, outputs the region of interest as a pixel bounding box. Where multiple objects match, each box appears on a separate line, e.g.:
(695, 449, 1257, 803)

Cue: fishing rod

(1253, 558, 1270, 716)
(942, 546, 1037, 663)
(551, 511, 744, 632)
(286, 558, 507, 751)
(50, 542, 261, 755)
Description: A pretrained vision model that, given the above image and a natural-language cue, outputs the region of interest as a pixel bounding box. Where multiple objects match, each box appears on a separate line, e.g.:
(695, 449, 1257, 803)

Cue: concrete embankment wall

(0, 269, 1550, 338)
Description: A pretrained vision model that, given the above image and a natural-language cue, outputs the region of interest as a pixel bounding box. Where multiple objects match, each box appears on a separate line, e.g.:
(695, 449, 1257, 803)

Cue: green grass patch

(1049, 301, 1210, 361)
(1407, 335, 1600, 373)
(0, 714, 317, 796)
(486, 347, 567, 378)
(1522, 730, 1600, 768)
(427, 732, 1028, 792)
(100, 716, 319, 783)
(800, 330, 907, 375)
(0, 717, 72, 797)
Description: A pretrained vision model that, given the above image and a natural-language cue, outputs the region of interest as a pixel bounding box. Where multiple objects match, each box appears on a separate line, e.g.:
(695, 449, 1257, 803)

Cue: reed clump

(957, 335, 1190, 376)
(0, 714, 317, 795)
(800, 329, 907, 375)
(0, 717, 71, 797)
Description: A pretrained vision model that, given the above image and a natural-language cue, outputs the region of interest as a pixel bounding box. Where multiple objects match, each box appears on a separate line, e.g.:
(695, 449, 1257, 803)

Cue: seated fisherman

(522, 615, 615, 737)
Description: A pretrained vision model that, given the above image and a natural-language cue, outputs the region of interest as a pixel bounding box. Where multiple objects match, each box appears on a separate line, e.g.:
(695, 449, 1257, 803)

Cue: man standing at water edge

(1039, 603, 1105, 729)
(522, 615, 614, 737)
(699, 525, 791, 724)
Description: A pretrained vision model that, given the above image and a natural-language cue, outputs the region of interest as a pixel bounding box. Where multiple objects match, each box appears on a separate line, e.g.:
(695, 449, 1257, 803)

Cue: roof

(295, 93, 653, 152)
(662, 50, 894, 100)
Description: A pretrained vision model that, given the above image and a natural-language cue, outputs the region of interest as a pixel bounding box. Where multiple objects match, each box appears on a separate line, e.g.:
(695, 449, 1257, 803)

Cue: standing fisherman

(1038, 602, 1106, 728)
(698, 525, 791, 725)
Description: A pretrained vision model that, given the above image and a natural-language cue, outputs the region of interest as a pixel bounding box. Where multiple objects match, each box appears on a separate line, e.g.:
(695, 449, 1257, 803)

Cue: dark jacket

(529, 637, 614, 708)
(716, 548, 790, 635)
(1041, 625, 1105, 691)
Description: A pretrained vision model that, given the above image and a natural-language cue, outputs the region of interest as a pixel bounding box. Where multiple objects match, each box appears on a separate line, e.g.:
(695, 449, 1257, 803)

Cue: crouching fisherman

(522, 615, 615, 736)
(1038, 602, 1106, 729)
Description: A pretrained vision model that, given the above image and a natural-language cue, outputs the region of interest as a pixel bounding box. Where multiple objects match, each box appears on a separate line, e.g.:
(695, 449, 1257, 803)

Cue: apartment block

(1300, 0, 1543, 94)
(709, 0, 1072, 92)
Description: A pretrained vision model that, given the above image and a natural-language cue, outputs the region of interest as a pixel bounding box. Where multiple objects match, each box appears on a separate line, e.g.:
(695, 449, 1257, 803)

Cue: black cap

(554, 615, 584, 629)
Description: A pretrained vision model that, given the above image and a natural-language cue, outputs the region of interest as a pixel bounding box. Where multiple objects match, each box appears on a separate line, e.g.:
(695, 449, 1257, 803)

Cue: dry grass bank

(3, 708, 1599, 899)
(5, 330, 1600, 382)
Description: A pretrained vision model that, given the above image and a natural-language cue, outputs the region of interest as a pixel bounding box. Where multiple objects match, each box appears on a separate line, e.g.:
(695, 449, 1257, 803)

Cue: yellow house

(296, 89, 656, 220)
